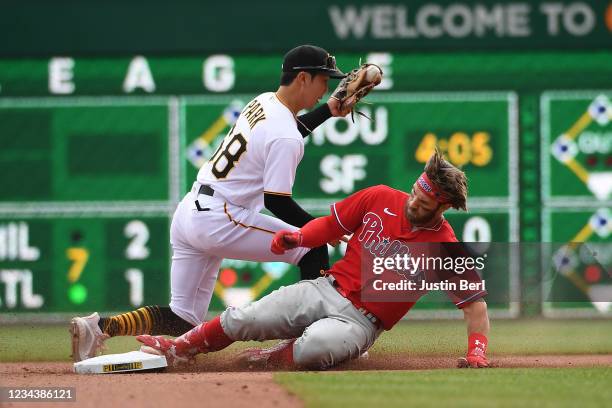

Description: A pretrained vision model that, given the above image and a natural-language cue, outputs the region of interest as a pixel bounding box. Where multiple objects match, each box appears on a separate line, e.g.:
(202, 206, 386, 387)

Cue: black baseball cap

(282, 45, 346, 79)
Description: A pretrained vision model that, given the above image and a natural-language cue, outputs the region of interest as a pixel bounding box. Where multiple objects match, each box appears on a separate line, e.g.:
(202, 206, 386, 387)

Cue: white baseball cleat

(70, 312, 109, 362)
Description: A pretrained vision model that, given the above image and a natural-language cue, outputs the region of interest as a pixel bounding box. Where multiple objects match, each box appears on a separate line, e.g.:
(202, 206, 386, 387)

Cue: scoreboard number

(124, 269, 144, 307)
(124, 220, 150, 260)
(462, 216, 492, 243)
(66, 247, 89, 305)
(123, 220, 150, 307)
(66, 248, 89, 284)
(415, 132, 492, 167)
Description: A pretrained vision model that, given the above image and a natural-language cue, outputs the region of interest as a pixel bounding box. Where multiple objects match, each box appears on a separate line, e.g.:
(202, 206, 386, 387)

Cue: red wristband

(468, 333, 488, 355)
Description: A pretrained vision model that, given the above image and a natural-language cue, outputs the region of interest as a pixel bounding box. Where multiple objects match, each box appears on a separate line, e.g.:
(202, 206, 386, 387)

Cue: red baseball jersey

(329, 185, 487, 330)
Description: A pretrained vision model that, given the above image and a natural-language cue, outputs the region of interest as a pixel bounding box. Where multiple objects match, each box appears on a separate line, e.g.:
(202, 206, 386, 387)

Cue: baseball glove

(331, 63, 383, 121)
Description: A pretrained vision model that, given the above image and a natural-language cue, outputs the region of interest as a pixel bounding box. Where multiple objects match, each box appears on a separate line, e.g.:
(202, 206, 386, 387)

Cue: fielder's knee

(169, 301, 202, 327)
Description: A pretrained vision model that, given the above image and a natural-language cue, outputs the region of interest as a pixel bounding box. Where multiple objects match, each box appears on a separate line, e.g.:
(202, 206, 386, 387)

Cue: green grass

(0, 323, 275, 362)
(1, 319, 611, 362)
(0, 324, 138, 362)
(275, 368, 612, 408)
(2, 319, 610, 408)
(373, 318, 612, 356)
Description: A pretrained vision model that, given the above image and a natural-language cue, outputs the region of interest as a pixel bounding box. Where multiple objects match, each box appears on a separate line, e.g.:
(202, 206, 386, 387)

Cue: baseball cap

(282, 45, 346, 78)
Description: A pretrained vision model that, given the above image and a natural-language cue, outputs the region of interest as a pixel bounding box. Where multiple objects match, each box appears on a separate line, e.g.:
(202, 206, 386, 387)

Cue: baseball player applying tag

(69, 45, 384, 362)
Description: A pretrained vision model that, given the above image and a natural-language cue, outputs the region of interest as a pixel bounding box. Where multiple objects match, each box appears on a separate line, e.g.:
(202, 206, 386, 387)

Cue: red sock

(201, 316, 234, 351)
(176, 323, 207, 353)
(177, 316, 234, 352)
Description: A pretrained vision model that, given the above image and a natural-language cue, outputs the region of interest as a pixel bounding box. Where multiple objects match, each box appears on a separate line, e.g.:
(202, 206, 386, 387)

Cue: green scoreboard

(0, 99, 173, 202)
(1, 51, 609, 318)
(183, 93, 517, 204)
(541, 91, 612, 317)
(0, 92, 518, 316)
(0, 98, 177, 313)
(0, 217, 169, 312)
(184, 93, 518, 316)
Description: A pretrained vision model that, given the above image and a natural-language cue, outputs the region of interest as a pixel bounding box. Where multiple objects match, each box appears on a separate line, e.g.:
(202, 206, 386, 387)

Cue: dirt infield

(1, 364, 302, 408)
(2, 354, 611, 408)
(337, 354, 612, 371)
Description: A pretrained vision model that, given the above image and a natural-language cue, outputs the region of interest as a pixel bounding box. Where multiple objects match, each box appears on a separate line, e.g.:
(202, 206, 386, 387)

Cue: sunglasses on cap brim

(292, 55, 345, 77)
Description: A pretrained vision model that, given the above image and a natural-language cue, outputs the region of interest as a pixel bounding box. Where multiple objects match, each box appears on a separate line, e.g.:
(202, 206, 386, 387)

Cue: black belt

(195, 184, 214, 212)
(198, 184, 215, 196)
(325, 275, 381, 329)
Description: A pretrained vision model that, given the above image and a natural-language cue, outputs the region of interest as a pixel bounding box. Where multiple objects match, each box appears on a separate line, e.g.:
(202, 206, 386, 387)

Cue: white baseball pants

(169, 183, 309, 326)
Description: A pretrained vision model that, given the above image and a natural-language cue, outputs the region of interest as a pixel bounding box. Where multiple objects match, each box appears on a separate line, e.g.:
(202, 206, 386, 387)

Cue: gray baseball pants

(220, 276, 382, 369)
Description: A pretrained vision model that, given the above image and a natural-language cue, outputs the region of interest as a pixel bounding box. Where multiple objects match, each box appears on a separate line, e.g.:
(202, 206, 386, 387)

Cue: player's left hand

(271, 230, 303, 254)
(329, 63, 383, 119)
(327, 97, 351, 117)
(458, 333, 489, 368)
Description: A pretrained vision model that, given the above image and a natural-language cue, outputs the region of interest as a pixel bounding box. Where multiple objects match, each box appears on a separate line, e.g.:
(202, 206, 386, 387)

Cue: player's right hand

(271, 230, 303, 254)
(457, 352, 489, 368)
(458, 333, 489, 368)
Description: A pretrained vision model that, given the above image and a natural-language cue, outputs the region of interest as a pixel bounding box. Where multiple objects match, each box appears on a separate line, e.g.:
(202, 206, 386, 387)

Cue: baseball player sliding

(70, 45, 383, 362)
(137, 151, 491, 370)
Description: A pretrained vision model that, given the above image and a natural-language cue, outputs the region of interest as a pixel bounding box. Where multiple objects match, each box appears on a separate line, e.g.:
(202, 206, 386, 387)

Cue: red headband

(416, 172, 450, 204)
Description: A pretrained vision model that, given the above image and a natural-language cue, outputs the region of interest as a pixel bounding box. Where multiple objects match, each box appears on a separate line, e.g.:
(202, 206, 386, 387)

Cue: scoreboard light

(68, 283, 88, 305)
(587, 95, 610, 126)
(551, 134, 579, 163)
(589, 208, 610, 238)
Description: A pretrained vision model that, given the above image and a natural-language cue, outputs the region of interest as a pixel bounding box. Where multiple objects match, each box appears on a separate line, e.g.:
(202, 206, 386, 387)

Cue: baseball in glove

(330, 63, 383, 121)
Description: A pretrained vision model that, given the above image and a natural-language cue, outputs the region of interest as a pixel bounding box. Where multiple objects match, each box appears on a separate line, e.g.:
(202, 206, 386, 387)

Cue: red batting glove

(458, 333, 489, 368)
(271, 230, 303, 254)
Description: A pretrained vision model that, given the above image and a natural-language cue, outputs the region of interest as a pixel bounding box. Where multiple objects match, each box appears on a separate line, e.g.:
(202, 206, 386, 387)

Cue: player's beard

(406, 206, 437, 226)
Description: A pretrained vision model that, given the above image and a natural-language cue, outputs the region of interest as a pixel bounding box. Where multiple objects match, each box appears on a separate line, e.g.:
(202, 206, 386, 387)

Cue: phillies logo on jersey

(358, 212, 419, 279)
(358, 212, 409, 258)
